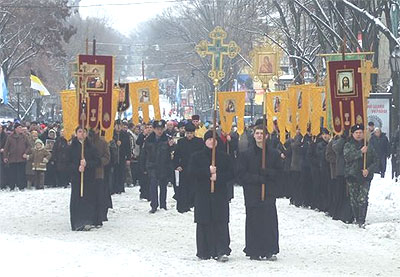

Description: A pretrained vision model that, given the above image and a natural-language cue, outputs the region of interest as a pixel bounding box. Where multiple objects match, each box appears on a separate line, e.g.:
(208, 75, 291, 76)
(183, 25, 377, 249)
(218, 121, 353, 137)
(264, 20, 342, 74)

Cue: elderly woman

(369, 127, 390, 178)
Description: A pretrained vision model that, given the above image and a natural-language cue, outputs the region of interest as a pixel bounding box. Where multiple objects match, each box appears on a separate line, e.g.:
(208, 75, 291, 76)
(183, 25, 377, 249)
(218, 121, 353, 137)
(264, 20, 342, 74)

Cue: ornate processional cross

(358, 60, 378, 98)
(195, 26, 240, 82)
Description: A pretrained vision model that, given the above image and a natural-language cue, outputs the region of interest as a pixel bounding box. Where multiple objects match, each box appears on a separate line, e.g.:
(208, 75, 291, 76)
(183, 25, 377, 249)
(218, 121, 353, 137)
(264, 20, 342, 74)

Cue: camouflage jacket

(343, 138, 377, 182)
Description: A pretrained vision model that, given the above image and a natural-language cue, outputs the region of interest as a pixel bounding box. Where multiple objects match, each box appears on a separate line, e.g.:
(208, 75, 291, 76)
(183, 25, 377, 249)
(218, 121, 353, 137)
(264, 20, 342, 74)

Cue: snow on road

(0, 175, 399, 277)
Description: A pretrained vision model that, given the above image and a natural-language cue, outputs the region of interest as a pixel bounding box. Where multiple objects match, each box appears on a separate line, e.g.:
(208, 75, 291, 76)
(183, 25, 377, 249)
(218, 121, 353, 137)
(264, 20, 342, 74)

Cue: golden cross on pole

(72, 62, 99, 197)
(358, 59, 378, 170)
(195, 26, 240, 81)
(195, 26, 240, 194)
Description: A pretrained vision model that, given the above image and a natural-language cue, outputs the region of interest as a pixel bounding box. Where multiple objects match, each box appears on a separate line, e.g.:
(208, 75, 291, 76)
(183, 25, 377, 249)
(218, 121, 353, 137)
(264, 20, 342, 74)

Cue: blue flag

(0, 68, 8, 104)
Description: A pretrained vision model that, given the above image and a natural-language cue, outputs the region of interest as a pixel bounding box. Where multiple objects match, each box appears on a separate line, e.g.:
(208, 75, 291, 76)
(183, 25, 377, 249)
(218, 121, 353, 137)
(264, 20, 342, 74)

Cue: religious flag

(77, 55, 114, 130)
(30, 71, 50, 96)
(327, 60, 365, 134)
(217, 91, 245, 135)
(61, 88, 119, 142)
(310, 86, 325, 136)
(129, 79, 160, 125)
(118, 83, 130, 112)
(266, 91, 287, 143)
(0, 67, 8, 104)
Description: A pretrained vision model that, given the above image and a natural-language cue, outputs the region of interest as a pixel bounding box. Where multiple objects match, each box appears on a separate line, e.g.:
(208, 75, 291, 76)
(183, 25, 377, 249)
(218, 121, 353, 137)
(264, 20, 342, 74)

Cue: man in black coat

(173, 122, 204, 213)
(188, 130, 234, 262)
(111, 120, 131, 194)
(143, 120, 173, 213)
(369, 127, 390, 178)
(136, 122, 153, 200)
(316, 128, 331, 212)
(238, 124, 282, 261)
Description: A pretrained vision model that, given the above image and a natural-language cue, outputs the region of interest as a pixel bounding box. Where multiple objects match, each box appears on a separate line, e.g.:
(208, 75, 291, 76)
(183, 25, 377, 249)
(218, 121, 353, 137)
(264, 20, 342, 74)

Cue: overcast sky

(79, 0, 174, 36)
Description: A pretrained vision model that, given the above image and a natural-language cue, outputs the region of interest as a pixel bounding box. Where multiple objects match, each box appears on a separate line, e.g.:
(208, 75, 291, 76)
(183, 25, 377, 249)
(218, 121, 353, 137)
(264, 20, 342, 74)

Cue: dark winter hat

(13, 122, 21, 129)
(254, 118, 264, 126)
(185, 122, 196, 132)
(178, 121, 186, 128)
(351, 124, 364, 133)
(192, 115, 200, 121)
(204, 130, 214, 142)
(152, 120, 166, 129)
(321, 128, 330, 135)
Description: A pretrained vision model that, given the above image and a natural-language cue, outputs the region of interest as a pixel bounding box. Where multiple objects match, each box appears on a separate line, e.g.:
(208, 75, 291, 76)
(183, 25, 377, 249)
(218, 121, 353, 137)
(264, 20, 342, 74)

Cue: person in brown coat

(28, 139, 51, 189)
(88, 127, 111, 227)
(3, 123, 31, 190)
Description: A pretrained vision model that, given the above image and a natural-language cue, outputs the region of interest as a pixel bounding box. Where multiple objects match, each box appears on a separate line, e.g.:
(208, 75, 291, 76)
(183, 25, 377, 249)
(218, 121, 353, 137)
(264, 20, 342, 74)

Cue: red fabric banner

(327, 60, 365, 134)
(77, 55, 114, 129)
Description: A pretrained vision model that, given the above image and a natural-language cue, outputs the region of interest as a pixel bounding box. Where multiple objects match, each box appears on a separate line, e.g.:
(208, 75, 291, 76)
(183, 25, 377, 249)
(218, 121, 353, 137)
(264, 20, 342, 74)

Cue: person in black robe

(188, 130, 234, 262)
(67, 126, 101, 231)
(238, 124, 282, 261)
(173, 122, 204, 213)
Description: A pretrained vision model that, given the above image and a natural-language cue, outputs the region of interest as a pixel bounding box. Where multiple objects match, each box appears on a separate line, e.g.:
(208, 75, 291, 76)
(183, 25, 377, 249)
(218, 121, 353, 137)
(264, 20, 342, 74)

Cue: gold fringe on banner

(217, 91, 246, 135)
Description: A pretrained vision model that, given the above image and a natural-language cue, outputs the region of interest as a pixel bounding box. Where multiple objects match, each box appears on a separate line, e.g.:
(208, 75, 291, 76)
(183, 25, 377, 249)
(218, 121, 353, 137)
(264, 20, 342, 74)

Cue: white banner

(367, 98, 390, 137)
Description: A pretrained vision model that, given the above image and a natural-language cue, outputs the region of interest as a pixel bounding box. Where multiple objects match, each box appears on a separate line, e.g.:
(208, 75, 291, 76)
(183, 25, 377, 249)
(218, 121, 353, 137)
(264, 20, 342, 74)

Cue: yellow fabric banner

(129, 79, 160, 124)
(60, 90, 78, 141)
(309, 86, 324, 136)
(287, 86, 298, 136)
(60, 89, 118, 142)
(264, 91, 287, 144)
(297, 84, 313, 135)
(217, 91, 246, 135)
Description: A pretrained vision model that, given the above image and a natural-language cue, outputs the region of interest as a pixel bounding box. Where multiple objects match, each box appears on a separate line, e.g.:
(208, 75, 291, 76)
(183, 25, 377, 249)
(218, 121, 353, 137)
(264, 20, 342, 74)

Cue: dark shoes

(250, 256, 262, 261)
(149, 208, 157, 214)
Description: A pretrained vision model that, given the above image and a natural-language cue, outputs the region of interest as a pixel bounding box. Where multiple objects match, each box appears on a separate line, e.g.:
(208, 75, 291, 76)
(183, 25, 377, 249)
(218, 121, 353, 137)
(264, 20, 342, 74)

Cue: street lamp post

(13, 81, 22, 120)
(390, 46, 400, 129)
(248, 89, 256, 124)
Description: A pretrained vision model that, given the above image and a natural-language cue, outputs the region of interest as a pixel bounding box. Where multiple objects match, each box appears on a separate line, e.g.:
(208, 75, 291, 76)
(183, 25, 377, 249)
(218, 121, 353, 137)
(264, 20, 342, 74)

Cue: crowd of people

(0, 115, 393, 262)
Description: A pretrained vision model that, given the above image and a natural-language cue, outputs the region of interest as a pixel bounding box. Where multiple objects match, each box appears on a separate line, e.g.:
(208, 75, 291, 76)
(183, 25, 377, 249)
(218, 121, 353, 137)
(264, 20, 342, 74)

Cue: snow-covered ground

(1, 170, 399, 276)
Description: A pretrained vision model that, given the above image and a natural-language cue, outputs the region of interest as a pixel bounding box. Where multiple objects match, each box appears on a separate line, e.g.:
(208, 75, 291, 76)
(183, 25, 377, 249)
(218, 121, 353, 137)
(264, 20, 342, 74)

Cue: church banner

(61, 89, 119, 142)
(217, 91, 245, 135)
(77, 55, 114, 130)
(327, 60, 365, 134)
(60, 90, 78, 141)
(129, 79, 160, 124)
(117, 83, 130, 112)
(265, 91, 287, 143)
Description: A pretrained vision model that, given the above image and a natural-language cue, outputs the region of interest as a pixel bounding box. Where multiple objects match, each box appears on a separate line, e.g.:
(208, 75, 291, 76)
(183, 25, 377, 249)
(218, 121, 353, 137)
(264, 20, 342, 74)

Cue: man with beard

(174, 122, 204, 213)
(238, 124, 282, 261)
(67, 126, 100, 231)
(344, 124, 377, 227)
(188, 130, 234, 262)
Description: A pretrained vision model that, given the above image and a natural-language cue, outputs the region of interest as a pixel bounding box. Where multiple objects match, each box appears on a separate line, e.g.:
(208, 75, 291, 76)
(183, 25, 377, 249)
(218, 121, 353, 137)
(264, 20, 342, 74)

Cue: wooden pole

(211, 79, 218, 194)
(93, 37, 96, 56)
(261, 83, 268, 201)
(85, 38, 89, 55)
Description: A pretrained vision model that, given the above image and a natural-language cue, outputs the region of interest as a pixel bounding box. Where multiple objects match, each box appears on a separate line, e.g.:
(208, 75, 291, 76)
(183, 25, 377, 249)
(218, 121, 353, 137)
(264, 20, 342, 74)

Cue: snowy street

(1, 174, 400, 277)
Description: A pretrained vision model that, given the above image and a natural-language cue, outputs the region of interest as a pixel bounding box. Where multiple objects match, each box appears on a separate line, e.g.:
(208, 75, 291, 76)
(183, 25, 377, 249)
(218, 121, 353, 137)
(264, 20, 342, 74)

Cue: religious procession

(0, 1, 400, 276)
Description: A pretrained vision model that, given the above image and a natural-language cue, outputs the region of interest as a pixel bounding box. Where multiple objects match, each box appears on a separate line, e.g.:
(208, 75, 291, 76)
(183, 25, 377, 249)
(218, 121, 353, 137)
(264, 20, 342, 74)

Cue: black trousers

(8, 162, 26, 190)
(196, 222, 231, 259)
(56, 169, 70, 187)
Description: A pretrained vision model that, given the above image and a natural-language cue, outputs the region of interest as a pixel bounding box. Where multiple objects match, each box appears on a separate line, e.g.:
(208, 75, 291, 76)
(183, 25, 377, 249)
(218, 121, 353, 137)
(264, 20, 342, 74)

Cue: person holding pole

(188, 130, 234, 262)
(68, 126, 100, 231)
(343, 124, 377, 228)
(238, 124, 282, 261)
